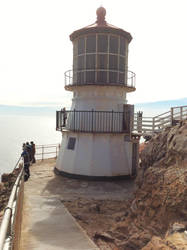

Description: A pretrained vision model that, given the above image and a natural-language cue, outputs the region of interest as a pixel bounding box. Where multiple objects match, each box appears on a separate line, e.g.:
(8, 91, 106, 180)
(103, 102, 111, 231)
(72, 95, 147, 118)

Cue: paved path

(20, 159, 98, 250)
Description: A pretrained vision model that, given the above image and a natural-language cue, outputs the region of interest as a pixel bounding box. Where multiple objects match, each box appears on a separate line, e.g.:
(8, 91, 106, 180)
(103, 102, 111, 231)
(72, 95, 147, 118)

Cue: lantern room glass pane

(77, 72, 85, 84)
(98, 35, 108, 52)
(109, 36, 118, 54)
(119, 73, 125, 84)
(109, 55, 118, 70)
(86, 35, 96, 53)
(73, 56, 78, 71)
(120, 37, 126, 56)
(73, 40, 78, 56)
(97, 71, 107, 83)
(109, 72, 117, 83)
(97, 54, 107, 69)
(78, 55, 85, 70)
(86, 71, 95, 83)
(119, 56, 125, 72)
(86, 54, 95, 70)
(78, 37, 85, 55)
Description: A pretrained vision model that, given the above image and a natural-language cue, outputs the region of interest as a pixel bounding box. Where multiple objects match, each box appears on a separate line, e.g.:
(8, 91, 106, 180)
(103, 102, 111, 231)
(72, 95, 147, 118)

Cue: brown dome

(70, 7, 132, 43)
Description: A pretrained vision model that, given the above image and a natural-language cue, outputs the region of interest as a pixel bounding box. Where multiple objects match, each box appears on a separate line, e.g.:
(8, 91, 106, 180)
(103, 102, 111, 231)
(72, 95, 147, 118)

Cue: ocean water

(0, 114, 61, 176)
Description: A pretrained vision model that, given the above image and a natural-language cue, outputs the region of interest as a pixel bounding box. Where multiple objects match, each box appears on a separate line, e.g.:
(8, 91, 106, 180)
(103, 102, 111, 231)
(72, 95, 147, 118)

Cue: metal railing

(56, 110, 133, 133)
(35, 144, 60, 161)
(0, 158, 24, 250)
(133, 105, 187, 135)
(64, 69, 136, 89)
(0, 143, 60, 249)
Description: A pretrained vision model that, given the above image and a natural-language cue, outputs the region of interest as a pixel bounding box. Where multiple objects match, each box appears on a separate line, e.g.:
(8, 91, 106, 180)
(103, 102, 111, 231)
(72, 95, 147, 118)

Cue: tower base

(54, 167, 135, 181)
(55, 131, 139, 179)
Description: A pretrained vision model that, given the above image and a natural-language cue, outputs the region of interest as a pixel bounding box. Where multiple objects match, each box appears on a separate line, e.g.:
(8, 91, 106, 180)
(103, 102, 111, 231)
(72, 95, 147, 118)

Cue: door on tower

(123, 104, 134, 133)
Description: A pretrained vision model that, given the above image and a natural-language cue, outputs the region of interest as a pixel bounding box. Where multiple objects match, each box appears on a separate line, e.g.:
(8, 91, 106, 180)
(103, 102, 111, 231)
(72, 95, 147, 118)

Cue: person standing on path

(30, 141, 36, 163)
(21, 145, 30, 181)
(26, 142, 32, 164)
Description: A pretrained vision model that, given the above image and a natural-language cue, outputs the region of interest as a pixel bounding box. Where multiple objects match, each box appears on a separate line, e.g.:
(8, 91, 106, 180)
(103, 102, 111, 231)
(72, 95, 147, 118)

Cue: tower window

(86, 54, 95, 69)
(109, 36, 118, 54)
(98, 35, 108, 52)
(109, 55, 118, 70)
(109, 72, 117, 83)
(120, 37, 126, 55)
(86, 35, 96, 53)
(67, 137, 76, 150)
(78, 37, 85, 55)
(119, 56, 125, 72)
(78, 55, 85, 70)
(97, 54, 107, 69)
(97, 71, 107, 83)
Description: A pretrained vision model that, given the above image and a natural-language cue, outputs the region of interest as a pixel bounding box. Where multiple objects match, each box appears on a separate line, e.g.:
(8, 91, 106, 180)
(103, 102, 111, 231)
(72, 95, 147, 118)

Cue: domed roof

(70, 7, 132, 42)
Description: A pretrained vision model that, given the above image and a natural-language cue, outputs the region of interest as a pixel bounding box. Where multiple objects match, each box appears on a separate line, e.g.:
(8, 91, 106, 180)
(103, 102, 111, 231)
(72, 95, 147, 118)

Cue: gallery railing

(64, 69, 136, 89)
(56, 110, 132, 133)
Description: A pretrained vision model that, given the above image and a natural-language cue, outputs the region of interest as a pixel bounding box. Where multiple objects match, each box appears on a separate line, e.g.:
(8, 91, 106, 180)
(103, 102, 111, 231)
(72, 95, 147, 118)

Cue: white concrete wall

(71, 86, 127, 111)
(56, 131, 133, 177)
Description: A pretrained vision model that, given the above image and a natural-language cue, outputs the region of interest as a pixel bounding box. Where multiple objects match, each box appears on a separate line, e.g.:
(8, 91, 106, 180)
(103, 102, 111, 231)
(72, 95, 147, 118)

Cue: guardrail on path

(35, 143, 60, 161)
(0, 143, 60, 250)
(133, 105, 187, 135)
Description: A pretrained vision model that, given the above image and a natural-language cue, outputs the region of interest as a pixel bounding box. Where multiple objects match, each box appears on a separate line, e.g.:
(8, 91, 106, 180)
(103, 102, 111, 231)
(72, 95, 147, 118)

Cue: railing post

(137, 111, 143, 133)
(42, 146, 44, 161)
(56, 111, 58, 131)
(74, 109, 76, 131)
(152, 117, 155, 133)
(111, 110, 113, 132)
(171, 107, 174, 126)
(60, 111, 62, 129)
(180, 106, 183, 121)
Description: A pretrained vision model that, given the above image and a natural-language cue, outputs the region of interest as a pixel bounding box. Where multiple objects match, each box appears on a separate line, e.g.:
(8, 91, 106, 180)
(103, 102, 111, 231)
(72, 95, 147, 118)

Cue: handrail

(13, 156, 22, 171)
(0, 143, 61, 249)
(0, 159, 24, 250)
(134, 105, 187, 135)
(35, 143, 60, 161)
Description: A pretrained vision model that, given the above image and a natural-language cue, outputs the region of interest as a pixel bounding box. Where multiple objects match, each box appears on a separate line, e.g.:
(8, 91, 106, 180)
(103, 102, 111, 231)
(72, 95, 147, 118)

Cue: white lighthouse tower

(55, 7, 139, 180)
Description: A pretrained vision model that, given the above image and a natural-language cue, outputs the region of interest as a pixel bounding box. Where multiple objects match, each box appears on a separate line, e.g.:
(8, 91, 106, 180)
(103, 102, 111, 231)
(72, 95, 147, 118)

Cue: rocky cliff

(111, 120, 187, 249)
(0, 168, 21, 222)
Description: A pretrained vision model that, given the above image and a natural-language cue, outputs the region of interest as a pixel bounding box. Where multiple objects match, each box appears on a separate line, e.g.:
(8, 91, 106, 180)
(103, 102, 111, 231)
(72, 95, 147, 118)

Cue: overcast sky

(0, 0, 187, 107)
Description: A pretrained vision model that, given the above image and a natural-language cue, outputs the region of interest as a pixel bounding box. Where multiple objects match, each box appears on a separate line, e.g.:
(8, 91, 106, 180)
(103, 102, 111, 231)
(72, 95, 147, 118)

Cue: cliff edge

(113, 120, 187, 249)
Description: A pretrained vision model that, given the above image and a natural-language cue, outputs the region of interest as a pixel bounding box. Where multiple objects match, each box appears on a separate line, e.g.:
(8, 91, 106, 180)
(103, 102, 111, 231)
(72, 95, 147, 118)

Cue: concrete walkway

(20, 159, 98, 250)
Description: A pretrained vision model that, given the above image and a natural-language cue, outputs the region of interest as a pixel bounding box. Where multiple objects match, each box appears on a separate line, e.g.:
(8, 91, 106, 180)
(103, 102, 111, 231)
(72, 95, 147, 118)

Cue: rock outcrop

(109, 120, 187, 249)
(0, 168, 21, 218)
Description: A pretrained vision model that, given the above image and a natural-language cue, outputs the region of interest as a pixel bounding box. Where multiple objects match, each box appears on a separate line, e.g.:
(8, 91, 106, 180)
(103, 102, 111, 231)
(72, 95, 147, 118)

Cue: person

(61, 107, 67, 127)
(26, 142, 32, 164)
(21, 145, 30, 181)
(30, 141, 36, 163)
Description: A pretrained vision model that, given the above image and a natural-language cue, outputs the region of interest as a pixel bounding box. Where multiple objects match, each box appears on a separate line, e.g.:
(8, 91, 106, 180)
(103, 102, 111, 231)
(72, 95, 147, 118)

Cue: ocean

(0, 114, 61, 177)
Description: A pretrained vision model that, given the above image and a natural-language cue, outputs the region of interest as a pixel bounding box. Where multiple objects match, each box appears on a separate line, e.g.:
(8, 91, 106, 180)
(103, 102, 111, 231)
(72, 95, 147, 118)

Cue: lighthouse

(55, 7, 140, 179)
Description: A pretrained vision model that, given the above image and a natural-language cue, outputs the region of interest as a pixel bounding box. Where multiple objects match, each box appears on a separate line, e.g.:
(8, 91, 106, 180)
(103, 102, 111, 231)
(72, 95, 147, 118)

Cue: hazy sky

(0, 0, 187, 107)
